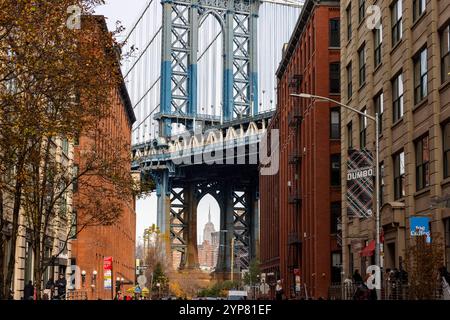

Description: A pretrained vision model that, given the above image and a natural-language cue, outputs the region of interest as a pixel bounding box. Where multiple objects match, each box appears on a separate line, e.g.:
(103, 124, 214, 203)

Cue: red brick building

(260, 0, 341, 299)
(70, 16, 137, 300)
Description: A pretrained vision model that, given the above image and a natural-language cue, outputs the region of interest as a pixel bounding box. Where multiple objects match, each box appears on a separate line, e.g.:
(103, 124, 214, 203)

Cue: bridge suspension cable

(131, 27, 222, 114)
(123, 0, 156, 44)
(261, 0, 303, 8)
(124, 26, 162, 79)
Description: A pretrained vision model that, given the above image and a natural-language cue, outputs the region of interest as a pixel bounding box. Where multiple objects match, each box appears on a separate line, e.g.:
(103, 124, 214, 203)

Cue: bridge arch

(196, 193, 221, 271)
(197, 12, 224, 121)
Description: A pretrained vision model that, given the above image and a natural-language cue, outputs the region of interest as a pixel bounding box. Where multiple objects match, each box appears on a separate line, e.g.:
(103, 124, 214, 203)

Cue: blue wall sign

(410, 217, 431, 243)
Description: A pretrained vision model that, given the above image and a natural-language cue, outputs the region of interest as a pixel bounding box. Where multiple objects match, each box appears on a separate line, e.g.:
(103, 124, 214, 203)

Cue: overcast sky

(94, 0, 220, 244)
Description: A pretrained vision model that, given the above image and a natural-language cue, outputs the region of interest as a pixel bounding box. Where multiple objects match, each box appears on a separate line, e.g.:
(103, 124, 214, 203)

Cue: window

(445, 219, 450, 269)
(414, 47, 428, 104)
(359, 108, 367, 148)
(392, 73, 404, 122)
(72, 165, 79, 192)
(394, 151, 406, 200)
(331, 251, 343, 283)
(413, 0, 426, 21)
(347, 62, 353, 98)
(358, 0, 365, 24)
(331, 202, 341, 233)
(380, 162, 385, 205)
(331, 154, 341, 186)
(391, 0, 403, 47)
(330, 19, 340, 47)
(330, 63, 340, 94)
(347, 3, 352, 41)
(70, 210, 77, 239)
(62, 138, 69, 156)
(443, 122, 450, 178)
(374, 23, 383, 67)
(74, 132, 80, 146)
(374, 92, 384, 135)
(24, 239, 33, 285)
(330, 108, 340, 139)
(358, 44, 366, 86)
(415, 135, 430, 190)
(441, 25, 450, 84)
(347, 121, 353, 149)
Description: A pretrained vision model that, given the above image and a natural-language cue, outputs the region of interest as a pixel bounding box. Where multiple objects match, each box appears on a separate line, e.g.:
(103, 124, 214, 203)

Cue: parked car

(227, 290, 248, 300)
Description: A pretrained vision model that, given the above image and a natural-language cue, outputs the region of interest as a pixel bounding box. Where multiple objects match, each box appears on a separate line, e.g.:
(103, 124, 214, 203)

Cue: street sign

(347, 149, 374, 218)
(103, 256, 112, 271)
(104, 270, 112, 289)
(410, 216, 431, 243)
(137, 275, 147, 287)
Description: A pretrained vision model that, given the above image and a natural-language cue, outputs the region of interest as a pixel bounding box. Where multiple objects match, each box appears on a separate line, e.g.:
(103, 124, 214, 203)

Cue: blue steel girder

(159, 0, 260, 137)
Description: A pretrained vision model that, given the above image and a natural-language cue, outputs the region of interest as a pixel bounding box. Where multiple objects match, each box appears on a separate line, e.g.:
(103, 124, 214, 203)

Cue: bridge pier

(152, 165, 258, 275)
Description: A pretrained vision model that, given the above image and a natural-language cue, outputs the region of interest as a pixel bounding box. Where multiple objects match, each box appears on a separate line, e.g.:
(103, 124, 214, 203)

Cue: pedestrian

(24, 281, 34, 301)
(352, 269, 363, 285)
(54, 274, 67, 300)
(439, 266, 450, 284)
(439, 266, 450, 300)
(275, 280, 283, 301)
(114, 291, 122, 300)
(43, 278, 54, 300)
(365, 271, 377, 300)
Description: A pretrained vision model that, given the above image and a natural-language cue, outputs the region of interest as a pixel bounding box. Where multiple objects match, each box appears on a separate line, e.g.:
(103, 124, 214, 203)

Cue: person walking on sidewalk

(24, 281, 34, 300)
(275, 280, 284, 301)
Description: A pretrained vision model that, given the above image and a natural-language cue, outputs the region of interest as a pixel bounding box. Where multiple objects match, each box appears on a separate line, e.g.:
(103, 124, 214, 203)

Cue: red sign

(103, 256, 112, 271)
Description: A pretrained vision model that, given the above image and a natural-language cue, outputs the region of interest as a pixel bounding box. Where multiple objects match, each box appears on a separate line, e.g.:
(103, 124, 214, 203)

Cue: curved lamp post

(290, 93, 381, 274)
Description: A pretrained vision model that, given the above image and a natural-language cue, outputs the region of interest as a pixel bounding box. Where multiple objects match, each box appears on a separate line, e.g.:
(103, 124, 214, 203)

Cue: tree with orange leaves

(0, 0, 137, 299)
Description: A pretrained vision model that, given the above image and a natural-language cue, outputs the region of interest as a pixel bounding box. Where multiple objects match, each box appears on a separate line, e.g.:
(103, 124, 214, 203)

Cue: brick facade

(70, 16, 136, 300)
(260, 0, 341, 299)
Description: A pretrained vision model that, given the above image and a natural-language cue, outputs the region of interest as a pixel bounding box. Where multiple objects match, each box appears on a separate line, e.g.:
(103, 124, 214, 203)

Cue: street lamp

(290, 93, 382, 273)
(156, 282, 161, 299)
(91, 270, 97, 300)
(81, 270, 86, 288)
(218, 230, 236, 282)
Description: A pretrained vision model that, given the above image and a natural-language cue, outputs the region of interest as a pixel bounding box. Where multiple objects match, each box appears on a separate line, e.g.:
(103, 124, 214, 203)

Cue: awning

(359, 240, 375, 257)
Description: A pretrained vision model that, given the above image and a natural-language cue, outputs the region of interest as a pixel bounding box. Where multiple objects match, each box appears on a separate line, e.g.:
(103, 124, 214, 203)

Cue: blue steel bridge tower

(158, 0, 260, 137)
(130, 0, 303, 275)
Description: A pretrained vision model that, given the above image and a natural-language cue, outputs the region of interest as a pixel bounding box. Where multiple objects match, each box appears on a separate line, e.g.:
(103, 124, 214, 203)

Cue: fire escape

(336, 217, 343, 247)
(287, 73, 303, 291)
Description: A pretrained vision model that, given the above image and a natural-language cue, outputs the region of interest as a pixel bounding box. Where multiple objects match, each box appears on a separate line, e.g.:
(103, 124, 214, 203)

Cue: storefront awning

(359, 240, 375, 257)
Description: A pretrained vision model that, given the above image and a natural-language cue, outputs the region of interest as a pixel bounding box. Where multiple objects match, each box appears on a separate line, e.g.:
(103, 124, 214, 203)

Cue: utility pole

(231, 237, 235, 282)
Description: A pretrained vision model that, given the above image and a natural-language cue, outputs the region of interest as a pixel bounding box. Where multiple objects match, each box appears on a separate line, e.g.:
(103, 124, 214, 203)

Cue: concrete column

(156, 170, 171, 259)
(216, 182, 234, 274)
(251, 185, 260, 261)
(184, 184, 199, 269)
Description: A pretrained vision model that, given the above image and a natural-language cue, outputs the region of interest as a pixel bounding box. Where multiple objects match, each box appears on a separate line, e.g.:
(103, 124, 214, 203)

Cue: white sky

(95, 0, 220, 244)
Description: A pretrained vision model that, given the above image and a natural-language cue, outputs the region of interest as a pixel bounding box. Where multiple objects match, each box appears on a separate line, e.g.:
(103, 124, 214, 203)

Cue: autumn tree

(243, 259, 261, 286)
(405, 234, 444, 300)
(0, 0, 137, 299)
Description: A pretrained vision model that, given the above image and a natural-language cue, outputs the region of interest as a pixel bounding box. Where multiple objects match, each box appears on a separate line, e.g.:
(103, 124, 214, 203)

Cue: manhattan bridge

(125, 0, 303, 277)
